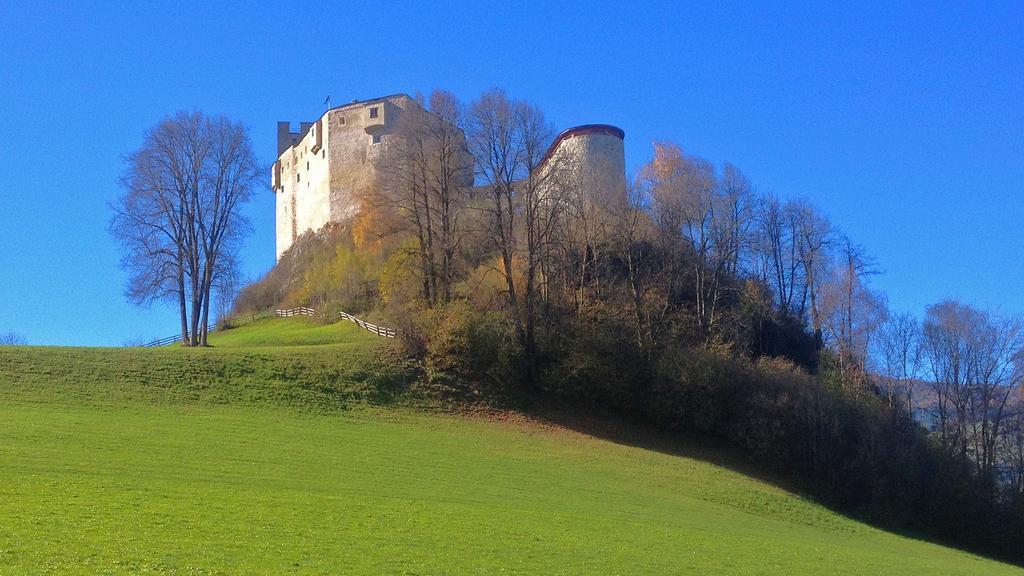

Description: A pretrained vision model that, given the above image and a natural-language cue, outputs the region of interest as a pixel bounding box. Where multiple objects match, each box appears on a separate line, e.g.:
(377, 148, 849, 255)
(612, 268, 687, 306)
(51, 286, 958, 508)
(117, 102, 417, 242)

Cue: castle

(272, 93, 625, 260)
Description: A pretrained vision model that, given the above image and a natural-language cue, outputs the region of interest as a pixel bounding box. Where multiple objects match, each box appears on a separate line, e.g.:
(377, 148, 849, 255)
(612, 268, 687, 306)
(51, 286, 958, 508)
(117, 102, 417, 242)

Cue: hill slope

(0, 319, 1018, 575)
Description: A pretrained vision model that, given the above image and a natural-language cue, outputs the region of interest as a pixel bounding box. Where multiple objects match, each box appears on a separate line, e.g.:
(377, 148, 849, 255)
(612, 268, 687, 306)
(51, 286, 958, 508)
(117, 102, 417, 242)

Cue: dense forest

(236, 88, 1024, 563)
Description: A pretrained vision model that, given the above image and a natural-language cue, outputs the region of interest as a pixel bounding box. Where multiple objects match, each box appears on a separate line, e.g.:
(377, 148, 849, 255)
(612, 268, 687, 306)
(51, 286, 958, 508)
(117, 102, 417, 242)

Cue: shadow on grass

(515, 396, 1023, 570)
(522, 396, 801, 494)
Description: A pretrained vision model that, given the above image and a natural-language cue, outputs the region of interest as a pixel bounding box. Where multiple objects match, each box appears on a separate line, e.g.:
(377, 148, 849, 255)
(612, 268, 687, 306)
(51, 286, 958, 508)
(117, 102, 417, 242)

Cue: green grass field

(0, 318, 1019, 574)
(207, 316, 382, 348)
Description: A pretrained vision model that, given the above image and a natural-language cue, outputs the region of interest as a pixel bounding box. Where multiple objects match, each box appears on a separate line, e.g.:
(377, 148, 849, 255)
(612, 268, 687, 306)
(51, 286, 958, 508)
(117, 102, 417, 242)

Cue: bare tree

(644, 143, 754, 345)
(923, 300, 1024, 476)
(924, 300, 976, 455)
(968, 312, 1024, 476)
(1007, 386, 1024, 495)
(374, 99, 438, 305)
(374, 98, 440, 305)
(753, 196, 806, 318)
(517, 100, 561, 371)
(469, 89, 523, 336)
(875, 312, 923, 415)
(426, 90, 473, 305)
(112, 115, 195, 342)
(214, 253, 243, 327)
(613, 179, 664, 357)
(0, 331, 26, 345)
(793, 200, 834, 340)
(716, 163, 755, 278)
(111, 111, 258, 346)
(820, 237, 887, 387)
(372, 91, 473, 307)
(468, 89, 561, 377)
(652, 144, 717, 342)
(557, 149, 610, 312)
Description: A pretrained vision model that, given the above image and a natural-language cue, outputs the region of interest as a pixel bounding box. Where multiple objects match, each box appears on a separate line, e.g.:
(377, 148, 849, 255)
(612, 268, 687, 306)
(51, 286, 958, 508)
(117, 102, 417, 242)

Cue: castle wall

(274, 119, 331, 260)
(273, 95, 417, 260)
(325, 95, 409, 226)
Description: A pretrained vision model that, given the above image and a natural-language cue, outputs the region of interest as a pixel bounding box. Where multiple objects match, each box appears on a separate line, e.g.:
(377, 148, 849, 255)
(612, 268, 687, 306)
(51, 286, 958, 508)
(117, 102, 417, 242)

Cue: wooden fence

(275, 307, 318, 319)
(133, 307, 397, 347)
(337, 311, 398, 338)
(276, 307, 397, 338)
(138, 323, 217, 348)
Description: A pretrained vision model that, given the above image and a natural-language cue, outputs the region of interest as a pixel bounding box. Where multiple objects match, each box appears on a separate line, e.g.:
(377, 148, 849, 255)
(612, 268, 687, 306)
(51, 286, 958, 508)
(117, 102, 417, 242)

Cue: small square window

(340, 116, 346, 125)
(372, 134, 382, 145)
(369, 107, 379, 119)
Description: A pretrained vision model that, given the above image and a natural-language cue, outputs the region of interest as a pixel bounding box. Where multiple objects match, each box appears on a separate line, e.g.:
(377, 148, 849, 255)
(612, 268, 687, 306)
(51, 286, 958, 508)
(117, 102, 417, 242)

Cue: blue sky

(0, 1, 1021, 346)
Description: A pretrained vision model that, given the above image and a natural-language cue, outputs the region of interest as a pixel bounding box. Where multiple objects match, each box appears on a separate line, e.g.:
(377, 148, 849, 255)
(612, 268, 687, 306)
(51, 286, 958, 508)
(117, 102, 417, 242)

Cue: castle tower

(539, 124, 627, 208)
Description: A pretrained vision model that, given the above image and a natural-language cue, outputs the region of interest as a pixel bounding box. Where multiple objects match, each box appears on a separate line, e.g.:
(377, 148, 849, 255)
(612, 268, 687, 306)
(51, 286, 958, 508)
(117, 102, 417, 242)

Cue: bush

(233, 224, 367, 316)
(296, 241, 377, 313)
(540, 306, 649, 411)
(407, 301, 521, 401)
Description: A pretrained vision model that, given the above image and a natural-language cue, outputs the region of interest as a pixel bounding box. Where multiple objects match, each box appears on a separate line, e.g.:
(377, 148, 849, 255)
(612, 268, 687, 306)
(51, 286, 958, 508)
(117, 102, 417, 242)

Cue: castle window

(296, 173, 301, 182)
(307, 162, 310, 170)
(340, 116, 345, 125)
(369, 107, 379, 119)
(372, 134, 382, 145)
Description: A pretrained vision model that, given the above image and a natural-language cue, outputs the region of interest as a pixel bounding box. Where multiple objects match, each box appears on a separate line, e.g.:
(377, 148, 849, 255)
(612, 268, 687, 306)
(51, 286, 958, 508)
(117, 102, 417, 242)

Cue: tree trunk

(177, 260, 189, 346)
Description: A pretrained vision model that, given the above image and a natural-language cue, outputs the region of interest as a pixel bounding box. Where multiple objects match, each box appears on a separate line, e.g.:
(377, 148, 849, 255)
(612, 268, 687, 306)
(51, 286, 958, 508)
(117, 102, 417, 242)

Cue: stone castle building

(272, 93, 625, 260)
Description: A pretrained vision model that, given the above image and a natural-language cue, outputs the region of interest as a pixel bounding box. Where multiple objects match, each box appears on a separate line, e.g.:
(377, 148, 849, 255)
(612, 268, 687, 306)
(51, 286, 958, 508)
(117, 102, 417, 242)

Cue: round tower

(542, 124, 626, 208)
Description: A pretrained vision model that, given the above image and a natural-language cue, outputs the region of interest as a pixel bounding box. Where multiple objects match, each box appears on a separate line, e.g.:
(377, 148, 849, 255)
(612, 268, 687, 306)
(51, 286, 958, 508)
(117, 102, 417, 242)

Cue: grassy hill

(0, 319, 1019, 574)
(206, 316, 382, 348)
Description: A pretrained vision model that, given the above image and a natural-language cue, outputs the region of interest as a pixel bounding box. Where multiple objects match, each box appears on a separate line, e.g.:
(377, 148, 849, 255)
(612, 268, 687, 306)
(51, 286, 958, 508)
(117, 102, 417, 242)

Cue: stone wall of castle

(273, 94, 418, 260)
(273, 119, 330, 261)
